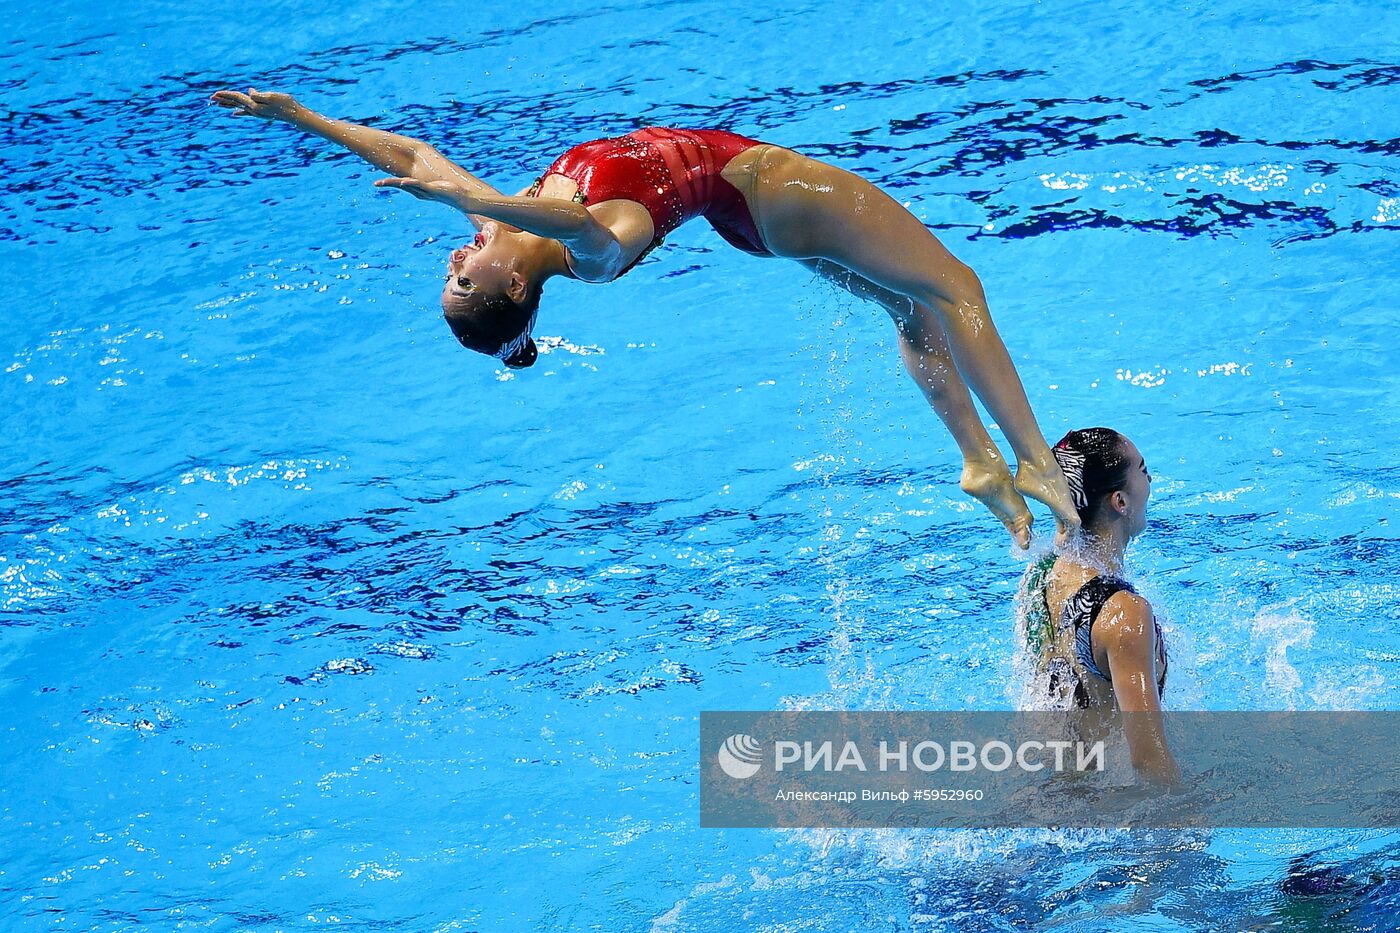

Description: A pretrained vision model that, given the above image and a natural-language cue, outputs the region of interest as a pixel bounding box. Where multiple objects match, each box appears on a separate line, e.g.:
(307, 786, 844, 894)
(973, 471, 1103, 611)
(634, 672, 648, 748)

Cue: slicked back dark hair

(1051, 427, 1134, 529)
(442, 281, 544, 368)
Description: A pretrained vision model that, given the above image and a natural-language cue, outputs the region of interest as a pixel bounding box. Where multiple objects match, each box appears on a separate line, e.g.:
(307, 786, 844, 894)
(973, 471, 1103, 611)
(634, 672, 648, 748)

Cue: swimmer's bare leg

(929, 271, 1080, 544)
(755, 153, 1081, 542)
(803, 260, 1034, 547)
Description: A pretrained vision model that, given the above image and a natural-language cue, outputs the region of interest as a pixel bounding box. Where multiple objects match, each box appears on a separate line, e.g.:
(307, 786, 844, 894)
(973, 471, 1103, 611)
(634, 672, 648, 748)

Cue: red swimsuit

(527, 127, 773, 270)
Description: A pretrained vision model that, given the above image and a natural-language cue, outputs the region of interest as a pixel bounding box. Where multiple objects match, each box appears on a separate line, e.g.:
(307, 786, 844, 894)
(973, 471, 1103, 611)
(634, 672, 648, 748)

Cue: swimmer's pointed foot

(961, 461, 1034, 550)
(1014, 453, 1082, 547)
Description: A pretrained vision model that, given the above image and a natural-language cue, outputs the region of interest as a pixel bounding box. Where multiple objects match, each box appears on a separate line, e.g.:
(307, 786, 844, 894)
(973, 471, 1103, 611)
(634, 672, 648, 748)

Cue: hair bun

(503, 336, 538, 369)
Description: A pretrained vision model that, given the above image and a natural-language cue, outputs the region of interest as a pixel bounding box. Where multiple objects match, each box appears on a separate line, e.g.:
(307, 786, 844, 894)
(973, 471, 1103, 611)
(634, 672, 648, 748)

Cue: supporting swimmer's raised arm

(1098, 593, 1181, 786)
(208, 89, 507, 226)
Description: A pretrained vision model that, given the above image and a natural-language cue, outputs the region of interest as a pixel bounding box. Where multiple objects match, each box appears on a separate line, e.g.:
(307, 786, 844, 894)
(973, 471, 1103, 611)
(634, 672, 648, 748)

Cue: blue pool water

(3, 0, 1399, 929)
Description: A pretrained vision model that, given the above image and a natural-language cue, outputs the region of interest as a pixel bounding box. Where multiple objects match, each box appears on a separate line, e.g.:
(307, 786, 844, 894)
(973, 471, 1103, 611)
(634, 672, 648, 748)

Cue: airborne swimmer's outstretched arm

(209, 89, 641, 281)
(373, 176, 640, 283)
(208, 88, 505, 229)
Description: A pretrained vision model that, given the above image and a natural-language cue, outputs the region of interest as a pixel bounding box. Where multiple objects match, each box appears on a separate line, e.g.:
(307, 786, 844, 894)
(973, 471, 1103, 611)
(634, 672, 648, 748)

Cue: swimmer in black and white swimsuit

(1019, 427, 1179, 784)
(1024, 560, 1168, 708)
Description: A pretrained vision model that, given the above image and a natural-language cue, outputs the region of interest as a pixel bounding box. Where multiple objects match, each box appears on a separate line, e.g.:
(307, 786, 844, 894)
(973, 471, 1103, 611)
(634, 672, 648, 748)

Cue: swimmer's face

(1117, 438, 1152, 538)
(442, 224, 527, 304)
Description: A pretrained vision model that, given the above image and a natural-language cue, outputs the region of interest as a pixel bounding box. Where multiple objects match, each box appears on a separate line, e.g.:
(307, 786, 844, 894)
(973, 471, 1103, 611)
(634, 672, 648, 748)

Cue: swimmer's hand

(209, 88, 304, 123)
(374, 176, 473, 208)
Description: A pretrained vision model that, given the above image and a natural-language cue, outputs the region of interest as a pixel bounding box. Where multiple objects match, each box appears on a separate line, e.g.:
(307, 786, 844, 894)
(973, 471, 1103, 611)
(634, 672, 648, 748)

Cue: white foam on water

(1252, 606, 1314, 707)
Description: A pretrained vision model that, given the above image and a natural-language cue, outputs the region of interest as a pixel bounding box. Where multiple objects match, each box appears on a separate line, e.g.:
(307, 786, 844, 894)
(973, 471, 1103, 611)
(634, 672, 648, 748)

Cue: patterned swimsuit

(1022, 554, 1168, 708)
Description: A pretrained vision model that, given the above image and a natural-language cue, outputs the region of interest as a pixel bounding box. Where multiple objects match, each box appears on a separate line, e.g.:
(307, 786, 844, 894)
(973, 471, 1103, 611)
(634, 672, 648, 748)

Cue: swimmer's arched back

(209, 88, 1079, 547)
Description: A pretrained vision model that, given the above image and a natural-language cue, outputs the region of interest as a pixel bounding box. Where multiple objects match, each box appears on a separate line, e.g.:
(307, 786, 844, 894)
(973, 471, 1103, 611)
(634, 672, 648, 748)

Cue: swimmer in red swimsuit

(211, 88, 1079, 547)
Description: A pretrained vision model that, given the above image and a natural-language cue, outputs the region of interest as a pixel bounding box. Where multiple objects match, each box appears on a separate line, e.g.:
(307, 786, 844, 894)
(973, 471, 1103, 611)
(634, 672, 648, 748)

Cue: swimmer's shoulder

(1042, 556, 1098, 617)
(1089, 590, 1156, 665)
